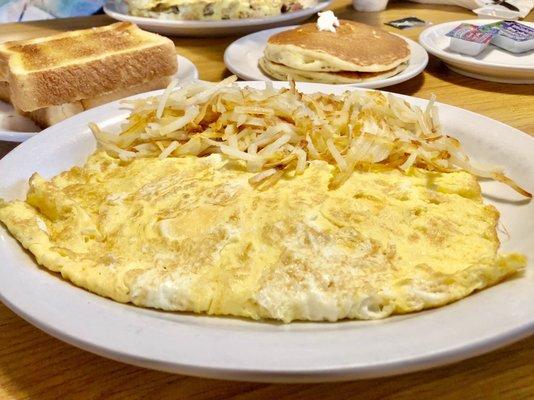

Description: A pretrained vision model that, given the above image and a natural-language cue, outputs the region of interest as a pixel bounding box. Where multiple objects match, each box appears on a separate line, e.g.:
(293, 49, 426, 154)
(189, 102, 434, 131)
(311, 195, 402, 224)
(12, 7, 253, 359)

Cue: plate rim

(1, 289, 533, 383)
(0, 81, 533, 383)
(0, 54, 199, 143)
(419, 19, 534, 72)
(223, 27, 429, 88)
(103, 0, 332, 29)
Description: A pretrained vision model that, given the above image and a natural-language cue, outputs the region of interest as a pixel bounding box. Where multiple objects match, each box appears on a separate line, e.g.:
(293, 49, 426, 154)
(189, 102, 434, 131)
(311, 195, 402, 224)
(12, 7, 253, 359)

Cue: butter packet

(445, 23, 499, 56)
(484, 21, 534, 53)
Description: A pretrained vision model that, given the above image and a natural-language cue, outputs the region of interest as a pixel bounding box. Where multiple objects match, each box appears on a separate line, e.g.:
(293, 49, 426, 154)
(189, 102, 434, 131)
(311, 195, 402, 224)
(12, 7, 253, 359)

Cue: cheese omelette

(0, 152, 525, 322)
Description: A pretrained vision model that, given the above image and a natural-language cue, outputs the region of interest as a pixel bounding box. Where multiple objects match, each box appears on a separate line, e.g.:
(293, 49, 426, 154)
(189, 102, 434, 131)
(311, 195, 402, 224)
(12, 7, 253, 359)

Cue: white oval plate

(419, 19, 534, 84)
(0, 54, 199, 143)
(0, 82, 533, 383)
(104, 0, 331, 37)
(224, 27, 428, 88)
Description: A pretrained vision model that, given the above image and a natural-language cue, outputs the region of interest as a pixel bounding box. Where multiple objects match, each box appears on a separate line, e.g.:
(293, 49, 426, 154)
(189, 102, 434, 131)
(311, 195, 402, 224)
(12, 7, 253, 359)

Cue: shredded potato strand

(91, 79, 530, 197)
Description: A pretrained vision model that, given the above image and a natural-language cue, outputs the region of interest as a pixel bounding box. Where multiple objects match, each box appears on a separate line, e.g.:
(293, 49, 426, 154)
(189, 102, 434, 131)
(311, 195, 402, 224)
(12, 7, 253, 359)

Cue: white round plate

(224, 27, 428, 88)
(0, 54, 199, 143)
(104, 0, 331, 37)
(419, 19, 534, 84)
(0, 82, 533, 383)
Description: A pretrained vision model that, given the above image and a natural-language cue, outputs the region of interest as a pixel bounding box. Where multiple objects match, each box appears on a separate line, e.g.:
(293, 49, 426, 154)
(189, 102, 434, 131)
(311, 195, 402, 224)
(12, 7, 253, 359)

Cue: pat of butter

(316, 11, 340, 33)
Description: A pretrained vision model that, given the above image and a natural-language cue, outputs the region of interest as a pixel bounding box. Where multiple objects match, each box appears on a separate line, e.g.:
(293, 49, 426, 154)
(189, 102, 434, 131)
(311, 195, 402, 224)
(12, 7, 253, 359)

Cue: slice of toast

(0, 22, 177, 112)
(5, 75, 172, 128)
(21, 103, 85, 128)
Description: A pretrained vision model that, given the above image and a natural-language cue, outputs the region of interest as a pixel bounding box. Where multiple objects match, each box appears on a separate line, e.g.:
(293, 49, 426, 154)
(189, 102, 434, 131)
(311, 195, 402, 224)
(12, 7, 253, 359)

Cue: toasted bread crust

(1, 22, 177, 111)
(0, 81, 9, 103)
(4, 23, 145, 72)
(0, 57, 8, 81)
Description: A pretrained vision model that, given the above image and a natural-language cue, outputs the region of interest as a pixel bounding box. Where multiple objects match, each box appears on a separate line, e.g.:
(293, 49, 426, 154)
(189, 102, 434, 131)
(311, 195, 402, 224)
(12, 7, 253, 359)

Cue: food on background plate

(0, 22, 178, 128)
(259, 19, 410, 84)
(126, 0, 318, 20)
(0, 78, 529, 323)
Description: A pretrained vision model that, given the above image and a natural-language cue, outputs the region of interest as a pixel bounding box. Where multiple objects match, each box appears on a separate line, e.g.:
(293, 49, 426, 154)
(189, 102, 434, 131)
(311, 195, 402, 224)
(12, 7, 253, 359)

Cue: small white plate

(419, 19, 534, 84)
(0, 82, 532, 383)
(104, 0, 331, 37)
(224, 27, 428, 88)
(0, 54, 198, 143)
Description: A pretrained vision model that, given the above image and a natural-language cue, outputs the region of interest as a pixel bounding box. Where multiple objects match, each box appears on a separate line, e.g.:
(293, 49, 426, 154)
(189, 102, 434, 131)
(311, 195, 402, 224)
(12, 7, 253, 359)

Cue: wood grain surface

(0, 1, 533, 398)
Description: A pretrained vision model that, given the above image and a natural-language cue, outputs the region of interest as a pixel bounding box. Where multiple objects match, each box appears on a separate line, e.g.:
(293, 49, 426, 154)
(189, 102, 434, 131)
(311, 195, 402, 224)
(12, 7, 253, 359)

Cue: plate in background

(419, 19, 534, 84)
(0, 81, 532, 382)
(104, 0, 331, 37)
(224, 26, 428, 88)
(0, 54, 199, 143)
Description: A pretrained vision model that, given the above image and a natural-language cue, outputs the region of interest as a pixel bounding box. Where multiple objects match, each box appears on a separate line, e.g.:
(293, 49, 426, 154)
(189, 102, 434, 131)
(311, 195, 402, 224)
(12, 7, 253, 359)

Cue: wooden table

(0, 2, 533, 398)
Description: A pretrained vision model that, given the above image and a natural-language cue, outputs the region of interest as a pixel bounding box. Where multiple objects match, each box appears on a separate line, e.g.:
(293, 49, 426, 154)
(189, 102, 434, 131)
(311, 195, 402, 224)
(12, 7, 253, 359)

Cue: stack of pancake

(259, 21, 411, 84)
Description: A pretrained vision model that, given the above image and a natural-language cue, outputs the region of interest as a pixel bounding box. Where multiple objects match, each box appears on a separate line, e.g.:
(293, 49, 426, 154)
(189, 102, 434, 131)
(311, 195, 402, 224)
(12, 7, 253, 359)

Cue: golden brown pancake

(264, 21, 411, 73)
